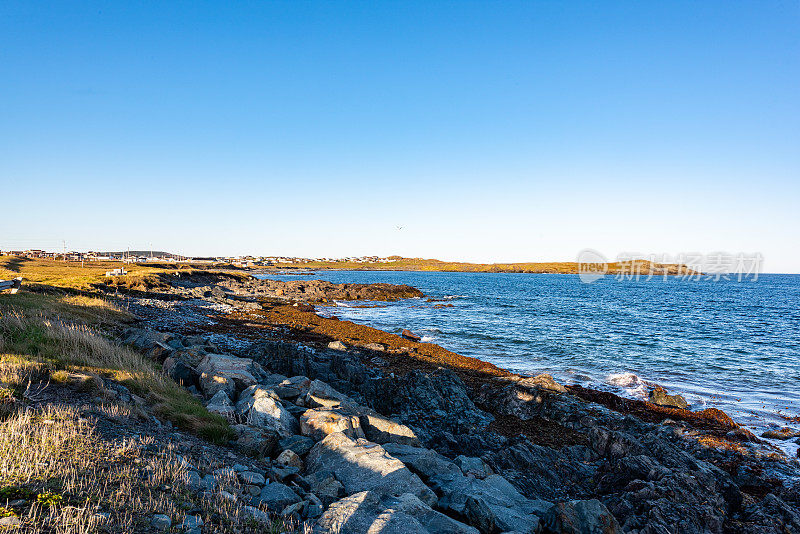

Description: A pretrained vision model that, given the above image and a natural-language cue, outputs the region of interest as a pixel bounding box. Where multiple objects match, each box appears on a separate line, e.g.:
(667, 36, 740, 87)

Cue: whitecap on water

(420, 335, 435, 342)
(606, 372, 649, 399)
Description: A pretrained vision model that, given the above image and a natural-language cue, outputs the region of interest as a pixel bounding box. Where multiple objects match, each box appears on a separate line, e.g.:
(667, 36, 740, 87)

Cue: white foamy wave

(333, 301, 351, 307)
(444, 295, 466, 300)
(420, 335, 435, 343)
(606, 372, 649, 399)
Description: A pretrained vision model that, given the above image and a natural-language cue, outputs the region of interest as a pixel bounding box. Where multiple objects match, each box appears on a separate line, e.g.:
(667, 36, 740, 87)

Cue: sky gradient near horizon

(2, 2, 799, 271)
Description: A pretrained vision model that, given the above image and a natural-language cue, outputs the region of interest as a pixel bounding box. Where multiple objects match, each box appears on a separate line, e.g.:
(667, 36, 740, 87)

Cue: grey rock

(279, 434, 315, 456)
(460, 476, 550, 533)
(185, 470, 202, 490)
(276, 449, 304, 470)
(303, 379, 358, 410)
(197, 353, 263, 398)
(305, 432, 436, 506)
(206, 390, 235, 420)
(233, 424, 279, 458)
(255, 482, 302, 511)
(240, 505, 270, 523)
(542, 499, 620, 534)
(383, 444, 548, 532)
(307, 503, 324, 519)
(237, 385, 299, 434)
(180, 515, 204, 530)
(306, 470, 346, 506)
(239, 471, 266, 485)
(315, 491, 478, 534)
(163, 357, 198, 388)
(150, 514, 171, 530)
(328, 340, 347, 351)
(301, 408, 365, 441)
(359, 412, 421, 446)
(454, 455, 492, 479)
(244, 484, 262, 496)
(281, 500, 307, 518)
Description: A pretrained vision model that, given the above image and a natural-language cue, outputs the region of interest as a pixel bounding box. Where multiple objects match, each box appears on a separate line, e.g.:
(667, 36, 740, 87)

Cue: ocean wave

(606, 372, 649, 399)
(444, 295, 466, 300)
(333, 301, 351, 307)
(420, 335, 435, 343)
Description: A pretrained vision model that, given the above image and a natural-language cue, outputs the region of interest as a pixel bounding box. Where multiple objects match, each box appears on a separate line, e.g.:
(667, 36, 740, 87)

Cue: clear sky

(2, 2, 798, 271)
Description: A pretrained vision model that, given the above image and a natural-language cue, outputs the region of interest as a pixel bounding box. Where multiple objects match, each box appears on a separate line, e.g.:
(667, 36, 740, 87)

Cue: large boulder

(541, 499, 620, 534)
(300, 409, 365, 441)
(197, 354, 263, 398)
(305, 433, 436, 506)
(236, 385, 299, 435)
(314, 491, 478, 534)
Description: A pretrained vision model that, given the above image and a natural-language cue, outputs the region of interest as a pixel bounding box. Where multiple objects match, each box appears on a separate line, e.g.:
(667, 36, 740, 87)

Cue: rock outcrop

(305, 432, 437, 507)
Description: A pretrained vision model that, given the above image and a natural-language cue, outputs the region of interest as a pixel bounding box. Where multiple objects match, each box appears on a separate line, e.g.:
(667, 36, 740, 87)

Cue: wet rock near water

(649, 385, 690, 410)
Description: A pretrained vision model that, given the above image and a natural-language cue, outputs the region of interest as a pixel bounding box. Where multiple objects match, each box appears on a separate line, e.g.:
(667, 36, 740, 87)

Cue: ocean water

(256, 271, 800, 455)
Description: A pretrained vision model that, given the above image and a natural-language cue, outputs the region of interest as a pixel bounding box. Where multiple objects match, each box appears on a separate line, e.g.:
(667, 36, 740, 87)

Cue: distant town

(0, 249, 400, 268)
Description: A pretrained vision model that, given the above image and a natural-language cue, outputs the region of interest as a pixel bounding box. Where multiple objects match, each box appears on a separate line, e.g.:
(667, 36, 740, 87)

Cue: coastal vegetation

(270, 256, 699, 275)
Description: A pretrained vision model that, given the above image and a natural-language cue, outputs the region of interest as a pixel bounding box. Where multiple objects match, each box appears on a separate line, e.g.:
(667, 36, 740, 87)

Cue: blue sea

(256, 271, 800, 455)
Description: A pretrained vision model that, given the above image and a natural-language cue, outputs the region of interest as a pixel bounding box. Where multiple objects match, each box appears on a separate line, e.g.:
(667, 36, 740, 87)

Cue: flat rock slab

(314, 491, 478, 534)
(306, 433, 437, 506)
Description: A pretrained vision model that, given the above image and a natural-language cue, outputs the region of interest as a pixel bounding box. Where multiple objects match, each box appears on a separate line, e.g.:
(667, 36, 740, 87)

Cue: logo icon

(577, 249, 608, 283)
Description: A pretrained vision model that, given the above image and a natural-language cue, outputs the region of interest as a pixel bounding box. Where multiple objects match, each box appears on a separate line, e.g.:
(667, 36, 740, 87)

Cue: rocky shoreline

(109, 272, 800, 533)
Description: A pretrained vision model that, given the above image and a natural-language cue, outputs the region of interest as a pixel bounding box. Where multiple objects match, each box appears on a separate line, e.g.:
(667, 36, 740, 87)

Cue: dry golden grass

(0, 256, 243, 293)
(0, 292, 135, 327)
(0, 257, 156, 291)
(0, 405, 302, 533)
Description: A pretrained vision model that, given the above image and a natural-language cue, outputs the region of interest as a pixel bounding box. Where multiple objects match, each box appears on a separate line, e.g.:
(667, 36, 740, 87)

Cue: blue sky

(1, 2, 798, 271)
